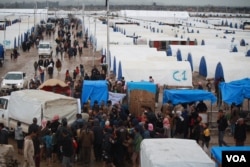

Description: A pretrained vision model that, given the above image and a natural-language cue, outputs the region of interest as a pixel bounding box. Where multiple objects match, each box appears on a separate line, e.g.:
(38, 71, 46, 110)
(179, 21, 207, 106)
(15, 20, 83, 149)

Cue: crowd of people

(0, 97, 247, 167)
(0, 14, 248, 167)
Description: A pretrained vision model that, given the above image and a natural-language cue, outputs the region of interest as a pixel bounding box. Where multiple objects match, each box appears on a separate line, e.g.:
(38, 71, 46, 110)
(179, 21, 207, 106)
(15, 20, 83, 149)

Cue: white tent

(121, 60, 192, 87)
(215, 59, 250, 82)
(200, 52, 250, 79)
(140, 139, 215, 167)
(120, 10, 190, 19)
(0, 9, 47, 49)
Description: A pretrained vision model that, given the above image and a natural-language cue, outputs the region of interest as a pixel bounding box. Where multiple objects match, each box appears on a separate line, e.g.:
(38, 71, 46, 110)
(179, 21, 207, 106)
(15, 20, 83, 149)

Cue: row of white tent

(0, 9, 48, 49)
(169, 45, 250, 82)
(80, 10, 250, 85)
(1, 9, 249, 86)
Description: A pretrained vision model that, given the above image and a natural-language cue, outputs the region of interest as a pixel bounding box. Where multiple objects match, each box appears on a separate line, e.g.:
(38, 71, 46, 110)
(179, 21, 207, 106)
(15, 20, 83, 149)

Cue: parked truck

(0, 89, 80, 133)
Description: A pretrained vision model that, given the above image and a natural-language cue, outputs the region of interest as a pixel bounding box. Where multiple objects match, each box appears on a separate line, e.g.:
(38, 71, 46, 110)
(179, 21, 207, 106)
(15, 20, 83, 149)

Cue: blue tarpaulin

(219, 78, 250, 105)
(163, 89, 217, 105)
(81, 80, 108, 106)
(127, 82, 156, 94)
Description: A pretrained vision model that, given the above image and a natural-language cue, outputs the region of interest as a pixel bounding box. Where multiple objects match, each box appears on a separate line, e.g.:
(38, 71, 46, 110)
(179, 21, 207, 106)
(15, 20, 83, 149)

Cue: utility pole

(19, 16, 21, 51)
(106, 0, 110, 76)
(34, 1, 37, 31)
(4, 17, 6, 51)
(92, 18, 96, 66)
(28, 16, 30, 35)
(82, 4, 85, 38)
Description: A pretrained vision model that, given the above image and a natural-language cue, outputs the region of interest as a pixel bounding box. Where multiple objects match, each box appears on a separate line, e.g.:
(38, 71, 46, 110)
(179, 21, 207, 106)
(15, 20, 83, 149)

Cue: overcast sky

(6, 0, 250, 7)
(62, 0, 250, 7)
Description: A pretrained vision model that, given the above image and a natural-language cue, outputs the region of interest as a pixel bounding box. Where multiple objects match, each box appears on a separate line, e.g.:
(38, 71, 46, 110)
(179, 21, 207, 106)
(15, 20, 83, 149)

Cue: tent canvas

(163, 89, 217, 105)
(81, 80, 108, 106)
(219, 78, 250, 105)
(121, 60, 192, 86)
(140, 139, 215, 167)
(127, 81, 156, 94)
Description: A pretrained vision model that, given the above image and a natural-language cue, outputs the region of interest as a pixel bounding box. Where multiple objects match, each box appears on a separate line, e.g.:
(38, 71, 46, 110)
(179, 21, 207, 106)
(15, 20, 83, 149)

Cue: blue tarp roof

(81, 80, 109, 106)
(163, 89, 217, 105)
(219, 78, 250, 105)
(127, 82, 157, 94)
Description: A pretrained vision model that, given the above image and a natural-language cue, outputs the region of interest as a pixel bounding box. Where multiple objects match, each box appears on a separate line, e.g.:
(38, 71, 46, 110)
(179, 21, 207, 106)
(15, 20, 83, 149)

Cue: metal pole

(34, 1, 36, 30)
(4, 17, 6, 51)
(88, 17, 90, 61)
(106, 0, 110, 76)
(19, 16, 21, 51)
(28, 16, 30, 35)
(82, 4, 85, 37)
(92, 18, 96, 66)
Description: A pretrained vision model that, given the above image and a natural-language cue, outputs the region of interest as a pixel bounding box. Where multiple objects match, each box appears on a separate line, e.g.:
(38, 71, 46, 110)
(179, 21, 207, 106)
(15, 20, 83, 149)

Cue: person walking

(201, 123, 211, 151)
(79, 123, 94, 165)
(234, 118, 247, 146)
(61, 129, 74, 167)
(217, 109, 229, 146)
(55, 59, 62, 74)
(34, 61, 38, 75)
(47, 63, 54, 79)
(92, 119, 103, 162)
(28, 117, 41, 167)
(23, 128, 38, 167)
(43, 130, 53, 166)
(132, 127, 142, 167)
(0, 123, 9, 144)
(14, 121, 24, 155)
(39, 66, 45, 83)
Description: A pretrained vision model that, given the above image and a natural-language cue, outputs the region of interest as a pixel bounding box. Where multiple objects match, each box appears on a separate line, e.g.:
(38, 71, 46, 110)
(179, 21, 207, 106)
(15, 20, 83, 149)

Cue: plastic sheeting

(127, 81, 156, 94)
(140, 139, 215, 167)
(81, 80, 109, 106)
(163, 89, 217, 105)
(8, 90, 78, 132)
(219, 78, 250, 105)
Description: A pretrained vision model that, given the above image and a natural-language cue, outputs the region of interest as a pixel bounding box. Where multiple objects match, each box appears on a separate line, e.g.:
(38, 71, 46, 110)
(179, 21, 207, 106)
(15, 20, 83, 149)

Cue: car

(46, 23, 55, 31)
(38, 41, 53, 59)
(1, 71, 28, 90)
(63, 18, 70, 26)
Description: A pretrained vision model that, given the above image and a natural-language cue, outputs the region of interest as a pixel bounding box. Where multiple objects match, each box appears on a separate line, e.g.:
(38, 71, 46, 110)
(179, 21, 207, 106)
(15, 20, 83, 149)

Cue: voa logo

(222, 151, 250, 167)
(226, 155, 247, 163)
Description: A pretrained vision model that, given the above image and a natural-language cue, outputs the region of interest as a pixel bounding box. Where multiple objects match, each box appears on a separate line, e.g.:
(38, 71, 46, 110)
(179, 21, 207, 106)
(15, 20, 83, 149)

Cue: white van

(0, 90, 80, 133)
(38, 41, 53, 59)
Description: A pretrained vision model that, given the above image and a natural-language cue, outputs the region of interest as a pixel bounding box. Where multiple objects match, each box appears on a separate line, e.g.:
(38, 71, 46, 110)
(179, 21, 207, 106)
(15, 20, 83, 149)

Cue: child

(201, 123, 210, 150)
(163, 114, 171, 138)
(14, 121, 24, 155)
(43, 130, 53, 166)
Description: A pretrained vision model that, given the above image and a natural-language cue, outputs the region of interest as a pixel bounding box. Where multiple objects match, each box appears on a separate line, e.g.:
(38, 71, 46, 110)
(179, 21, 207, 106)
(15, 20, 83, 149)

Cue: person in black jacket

(0, 123, 9, 144)
(234, 118, 247, 146)
(28, 117, 41, 167)
(217, 110, 228, 146)
(92, 119, 103, 162)
(61, 129, 74, 167)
